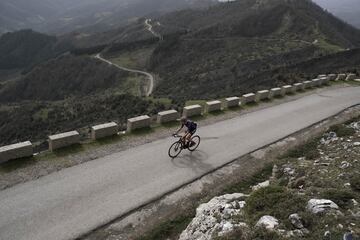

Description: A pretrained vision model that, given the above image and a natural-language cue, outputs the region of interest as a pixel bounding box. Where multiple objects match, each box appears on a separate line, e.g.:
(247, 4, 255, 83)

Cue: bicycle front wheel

(168, 141, 182, 158)
(188, 135, 201, 152)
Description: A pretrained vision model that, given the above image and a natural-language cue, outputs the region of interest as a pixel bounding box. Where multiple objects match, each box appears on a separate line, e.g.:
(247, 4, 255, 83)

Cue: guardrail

(1, 73, 357, 163)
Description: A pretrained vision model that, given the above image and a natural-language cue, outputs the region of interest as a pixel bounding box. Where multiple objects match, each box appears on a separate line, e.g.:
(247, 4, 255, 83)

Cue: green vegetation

(329, 124, 356, 137)
(136, 214, 194, 240)
(245, 186, 307, 225)
(150, 0, 360, 102)
(285, 138, 321, 160)
(0, 30, 72, 71)
(108, 46, 156, 69)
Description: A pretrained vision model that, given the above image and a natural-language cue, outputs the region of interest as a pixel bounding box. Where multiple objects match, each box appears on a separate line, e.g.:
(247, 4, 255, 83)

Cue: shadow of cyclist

(170, 150, 213, 173)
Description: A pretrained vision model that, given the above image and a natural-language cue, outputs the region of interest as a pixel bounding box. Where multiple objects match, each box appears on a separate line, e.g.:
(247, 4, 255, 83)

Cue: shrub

(320, 189, 355, 208)
(329, 124, 355, 137)
(245, 186, 307, 224)
(286, 138, 320, 160)
(350, 175, 360, 191)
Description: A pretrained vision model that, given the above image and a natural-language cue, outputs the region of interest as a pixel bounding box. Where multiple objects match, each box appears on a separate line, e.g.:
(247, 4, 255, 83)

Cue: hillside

(147, 0, 360, 102)
(0, 30, 72, 71)
(0, 54, 170, 145)
(0, 55, 131, 102)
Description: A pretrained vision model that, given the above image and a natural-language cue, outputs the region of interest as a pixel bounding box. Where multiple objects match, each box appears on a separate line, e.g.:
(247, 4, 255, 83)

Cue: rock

(343, 232, 353, 240)
(344, 183, 351, 187)
(354, 142, 360, 146)
(340, 161, 351, 169)
(321, 132, 338, 145)
(255, 215, 279, 230)
(284, 167, 295, 176)
(350, 122, 360, 131)
(179, 193, 248, 240)
(290, 176, 306, 189)
(286, 228, 309, 237)
(289, 213, 304, 229)
(252, 180, 270, 191)
(324, 231, 331, 239)
(307, 199, 339, 214)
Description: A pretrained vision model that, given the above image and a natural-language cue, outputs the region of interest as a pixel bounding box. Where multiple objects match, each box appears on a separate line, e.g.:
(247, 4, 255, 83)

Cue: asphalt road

(0, 87, 359, 240)
(95, 54, 154, 97)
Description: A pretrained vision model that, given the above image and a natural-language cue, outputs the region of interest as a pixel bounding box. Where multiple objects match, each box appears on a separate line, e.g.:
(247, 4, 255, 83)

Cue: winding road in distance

(0, 86, 359, 240)
(95, 54, 154, 97)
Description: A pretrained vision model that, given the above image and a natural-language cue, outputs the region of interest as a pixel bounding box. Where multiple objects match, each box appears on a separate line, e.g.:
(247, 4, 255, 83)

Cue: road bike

(168, 134, 201, 158)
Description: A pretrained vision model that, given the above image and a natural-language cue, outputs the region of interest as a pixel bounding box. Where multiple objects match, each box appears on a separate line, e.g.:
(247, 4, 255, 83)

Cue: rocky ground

(179, 119, 360, 240)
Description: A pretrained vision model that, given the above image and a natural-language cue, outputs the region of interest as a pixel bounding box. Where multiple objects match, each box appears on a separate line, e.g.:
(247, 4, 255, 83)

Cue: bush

(320, 189, 355, 208)
(329, 124, 356, 137)
(245, 186, 307, 224)
(350, 175, 360, 191)
(286, 138, 320, 160)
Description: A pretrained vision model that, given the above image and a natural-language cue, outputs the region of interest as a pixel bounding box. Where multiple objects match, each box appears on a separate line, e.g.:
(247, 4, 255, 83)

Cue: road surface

(95, 54, 154, 97)
(0, 87, 359, 240)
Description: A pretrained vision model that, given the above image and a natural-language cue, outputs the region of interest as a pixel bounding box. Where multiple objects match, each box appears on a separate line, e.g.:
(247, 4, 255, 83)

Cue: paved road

(95, 54, 154, 97)
(0, 87, 359, 240)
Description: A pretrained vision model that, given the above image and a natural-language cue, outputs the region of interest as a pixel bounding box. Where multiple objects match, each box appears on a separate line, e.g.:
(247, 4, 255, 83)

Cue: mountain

(0, 55, 130, 102)
(0, 0, 217, 35)
(148, 0, 360, 102)
(0, 30, 72, 71)
(313, 0, 360, 28)
(0, 54, 168, 145)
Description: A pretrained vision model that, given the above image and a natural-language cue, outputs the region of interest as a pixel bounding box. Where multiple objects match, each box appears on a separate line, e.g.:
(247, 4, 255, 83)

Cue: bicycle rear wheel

(168, 141, 182, 158)
(188, 135, 201, 152)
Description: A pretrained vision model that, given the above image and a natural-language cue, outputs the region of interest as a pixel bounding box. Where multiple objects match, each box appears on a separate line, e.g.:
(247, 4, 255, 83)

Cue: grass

(284, 137, 321, 160)
(222, 163, 273, 195)
(328, 124, 356, 137)
(136, 214, 194, 240)
(244, 186, 307, 225)
(0, 156, 37, 173)
(320, 189, 355, 208)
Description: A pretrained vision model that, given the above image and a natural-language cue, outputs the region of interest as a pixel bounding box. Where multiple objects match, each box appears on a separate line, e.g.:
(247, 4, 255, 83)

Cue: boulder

(179, 193, 248, 240)
(307, 199, 339, 214)
(289, 213, 304, 229)
(252, 180, 270, 191)
(255, 215, 279, 230)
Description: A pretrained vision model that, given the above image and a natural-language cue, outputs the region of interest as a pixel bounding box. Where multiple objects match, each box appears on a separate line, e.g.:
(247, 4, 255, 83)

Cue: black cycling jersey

(182, 120, 197, 131)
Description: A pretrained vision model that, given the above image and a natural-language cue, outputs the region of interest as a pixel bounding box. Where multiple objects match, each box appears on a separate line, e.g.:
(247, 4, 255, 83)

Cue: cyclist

(174, 116, 197, 148)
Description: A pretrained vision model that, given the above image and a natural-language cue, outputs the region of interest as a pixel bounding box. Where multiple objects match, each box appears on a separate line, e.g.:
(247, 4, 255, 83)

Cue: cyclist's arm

(175, 124, 184, 134)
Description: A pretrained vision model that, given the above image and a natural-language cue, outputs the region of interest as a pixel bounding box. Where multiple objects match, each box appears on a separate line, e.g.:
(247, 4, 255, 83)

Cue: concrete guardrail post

(255, 90, 270, 102)
(320, 76, 330, 85)
(242, 93, 256, 104)
(293, 83, 304, 92)
(328, 74, 337, 81)
(336, 74, 346, 81)
(346, 73, 356, 81)
(183, 105, 203, 118)
(303, 81, 312, 89)
(281, 85, 292, 95)
(269, 88, 282, 98)
(157, 110, 179, 124)
(91, 122, 118, 140)
(312, 79, 321, 87)
(48, 131, 80, 151)
(127, 115, 151, 132)
(0, 141, 33, 164)
(205, 100, 222, 113)
(225, 97, 240, 108)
